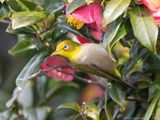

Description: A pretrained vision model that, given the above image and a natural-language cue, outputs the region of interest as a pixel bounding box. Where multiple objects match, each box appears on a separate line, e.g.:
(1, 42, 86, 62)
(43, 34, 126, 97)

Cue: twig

(0, 19, 10, 24)
(81, 102, 88, 120)
(27, 64, 100, 85)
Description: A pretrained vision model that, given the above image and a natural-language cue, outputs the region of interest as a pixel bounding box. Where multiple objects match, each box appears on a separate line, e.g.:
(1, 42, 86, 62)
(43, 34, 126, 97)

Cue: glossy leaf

(66, 0, 86, 15)
(85, 103, 100, 120)
(105, 105, 113, 120)
(57, 102, 81, 112)
(104, 90, 114, 120)
(102, 0, 131, 26)
(130, 6, 158, 53)
(7, 23, 36, 34)
(16, 0, 36, 11)
(16, 0, 29, 11)
(17, 81, 33, 108)
(108, 83, 125, 106)
(7, 0, 24, 11)
(6, 87, 22, 108)
(36, 107, 51, 120)
(0, 2, 10, 20)
(121, 101, 136, 119)
(16, 53, 46, 88)
(110, 23, 128, 51)
(0, 111, 11, 120)
(155, 99, 160, 120)
(44, 0, 64, 13)
(0, 0, 5, 3)
(8, 39, 37, 56)
(102, 19, 122, 51)
(144, 94, 160, 120)
(144, 55, 160, 73)
(11, 11, 48, 29)
(148, 81, 160, 101)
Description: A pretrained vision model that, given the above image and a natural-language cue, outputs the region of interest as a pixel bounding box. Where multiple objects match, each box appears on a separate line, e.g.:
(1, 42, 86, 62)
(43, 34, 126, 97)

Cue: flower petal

(40, 56, 75, 81)
(142, 0, 160, 24)
(88, 23, 103, 40)
(77, 36, 90, 43)
(71, 3, 103, 29)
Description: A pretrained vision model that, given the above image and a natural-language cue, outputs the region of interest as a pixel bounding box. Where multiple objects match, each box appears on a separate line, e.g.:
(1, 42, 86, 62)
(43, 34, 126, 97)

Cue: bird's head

(51, 40, 80, 61)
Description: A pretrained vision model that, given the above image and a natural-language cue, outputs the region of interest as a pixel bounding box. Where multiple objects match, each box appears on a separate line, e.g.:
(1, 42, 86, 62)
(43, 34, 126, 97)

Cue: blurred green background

(0, 22, 27, 112)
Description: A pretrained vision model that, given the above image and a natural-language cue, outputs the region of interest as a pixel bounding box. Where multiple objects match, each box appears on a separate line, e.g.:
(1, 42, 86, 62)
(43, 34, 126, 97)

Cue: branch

(0, 19, 10, 24)
(27, 64, 100, 85)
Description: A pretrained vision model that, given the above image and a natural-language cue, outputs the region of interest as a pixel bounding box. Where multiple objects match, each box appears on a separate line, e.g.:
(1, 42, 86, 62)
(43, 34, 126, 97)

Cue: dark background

(0, 22, 26, 111)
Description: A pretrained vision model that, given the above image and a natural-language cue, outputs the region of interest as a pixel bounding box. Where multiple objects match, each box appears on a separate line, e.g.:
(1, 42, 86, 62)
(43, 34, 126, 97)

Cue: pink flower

(40, 56, 75, 81)
(68, 3, 104, 40)
(142, 0, 160, 24)
(77, 36, 90, 43)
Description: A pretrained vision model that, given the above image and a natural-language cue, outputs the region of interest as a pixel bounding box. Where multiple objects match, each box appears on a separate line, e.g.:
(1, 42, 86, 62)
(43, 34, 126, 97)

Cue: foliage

(0, 0, 160, 119)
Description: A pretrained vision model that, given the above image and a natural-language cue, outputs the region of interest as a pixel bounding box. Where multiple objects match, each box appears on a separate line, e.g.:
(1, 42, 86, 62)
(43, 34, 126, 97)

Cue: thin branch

(27, 64, 100, 85)
(81, 102, 88, 120)
(0, 19, 10, 24)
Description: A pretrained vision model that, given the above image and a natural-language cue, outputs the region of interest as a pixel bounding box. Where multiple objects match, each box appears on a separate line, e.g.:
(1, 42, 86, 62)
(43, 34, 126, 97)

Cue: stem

(0, 19, 10, 24)
(81, 102, 88, 120)
(27, 64, 100, 85)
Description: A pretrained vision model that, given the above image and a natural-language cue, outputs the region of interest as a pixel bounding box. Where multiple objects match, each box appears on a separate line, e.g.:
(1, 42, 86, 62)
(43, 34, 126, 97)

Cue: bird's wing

(74, 44, 135, 88)
(77, 44, 117, 76)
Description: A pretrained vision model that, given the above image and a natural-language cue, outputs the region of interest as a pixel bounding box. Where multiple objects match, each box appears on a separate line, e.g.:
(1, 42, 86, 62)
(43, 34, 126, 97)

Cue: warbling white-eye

(52, 40, 133, 87)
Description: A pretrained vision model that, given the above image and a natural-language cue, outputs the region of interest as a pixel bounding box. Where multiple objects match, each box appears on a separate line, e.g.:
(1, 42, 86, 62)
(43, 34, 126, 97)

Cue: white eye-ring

(63, 44, 69, 50)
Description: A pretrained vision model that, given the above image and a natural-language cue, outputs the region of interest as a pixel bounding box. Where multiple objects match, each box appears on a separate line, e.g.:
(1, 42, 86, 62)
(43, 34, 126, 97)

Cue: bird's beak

(51, 51, 58, 56)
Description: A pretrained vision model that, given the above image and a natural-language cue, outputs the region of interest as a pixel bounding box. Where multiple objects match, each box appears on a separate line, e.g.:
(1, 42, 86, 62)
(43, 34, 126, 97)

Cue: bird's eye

(63, 44, 69, 50)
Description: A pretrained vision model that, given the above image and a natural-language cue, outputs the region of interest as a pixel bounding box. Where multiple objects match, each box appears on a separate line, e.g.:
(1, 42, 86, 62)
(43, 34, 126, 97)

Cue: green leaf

(7, 0, 24, 11)
(11, 11, 48, 29)
(104, 104, 114, 120)
(0, 0, 5, 3)
(44, 0, 64, 13)
(8, 39, 37, 56)
(57, 102, 81, 112)
(66, 0, 86, 14)
(17, 81, 33, 108)
(0, 2, 10, 20)
(148, 81, 160, 101)
(108, 83, 125, 106)
(17, 0, 36, 11)
(16, 53, 46, 88)
(36, 107, 51, 120)
(110, 23, 128, 51)
(0, 111, 11, 120)
(122, 101, 136, 119)
(6, 87, 21, 108)
(130, 6, 158, 53)
(144, 94, 160, 120)
(102, 0, 131, 26)
(102, 19, 122, 51)
(7, 23, 36, 34)
(104, 90, 114, 120)
(85, 103, 100, 120)
(155, 99, 160, 120)
(144, 55, 160, 73)
(16, 0, 29, 11)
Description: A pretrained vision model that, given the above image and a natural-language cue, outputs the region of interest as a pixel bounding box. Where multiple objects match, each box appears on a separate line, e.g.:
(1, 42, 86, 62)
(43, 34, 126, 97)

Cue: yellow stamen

(85, 0, 94, 4)
(67, 15, 84, 30)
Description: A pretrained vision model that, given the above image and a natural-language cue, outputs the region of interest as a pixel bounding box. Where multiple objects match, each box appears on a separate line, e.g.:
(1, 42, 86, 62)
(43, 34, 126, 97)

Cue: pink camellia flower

(67, 3, 104, 40)
(77, 36, 90, 43)
(40, 56, 75, 81)
(142, 0, 160, 24)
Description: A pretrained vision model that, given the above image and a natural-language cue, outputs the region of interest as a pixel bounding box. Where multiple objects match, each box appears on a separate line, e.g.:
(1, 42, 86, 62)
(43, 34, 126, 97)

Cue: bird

(52, 40, 134, 88)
